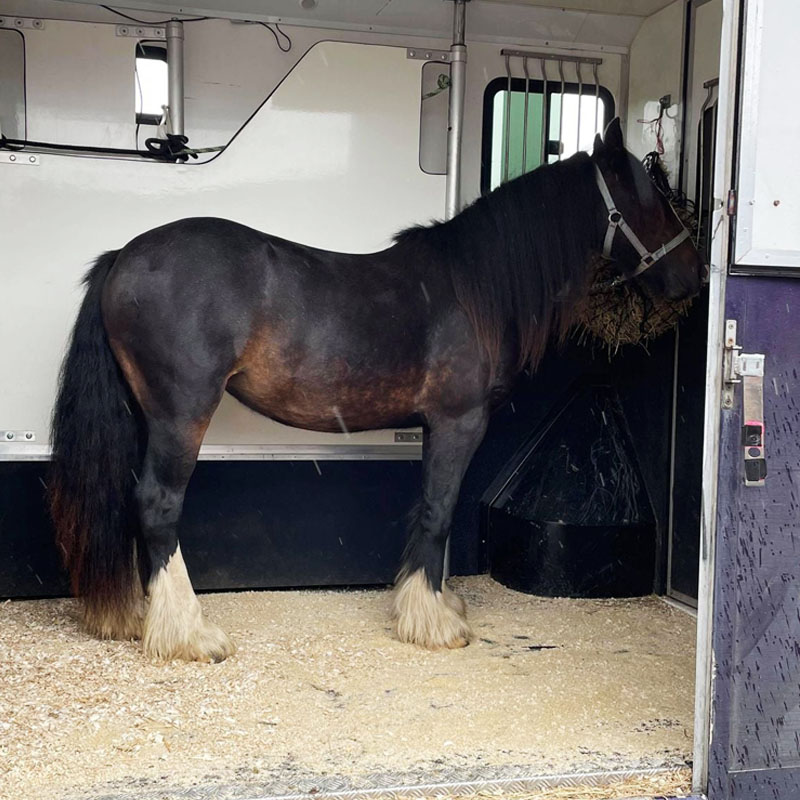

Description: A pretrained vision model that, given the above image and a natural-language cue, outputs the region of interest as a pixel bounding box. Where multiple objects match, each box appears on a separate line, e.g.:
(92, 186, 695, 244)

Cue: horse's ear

(603, 117, 624, 152)
(592, 133, 604, 156)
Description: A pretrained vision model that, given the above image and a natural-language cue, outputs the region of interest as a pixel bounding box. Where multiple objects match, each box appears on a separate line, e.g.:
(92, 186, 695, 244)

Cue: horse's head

(591, 118, 706, 301)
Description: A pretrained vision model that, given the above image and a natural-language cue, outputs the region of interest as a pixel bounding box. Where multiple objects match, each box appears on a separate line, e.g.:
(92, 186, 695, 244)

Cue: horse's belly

(225, 370, 421, 433)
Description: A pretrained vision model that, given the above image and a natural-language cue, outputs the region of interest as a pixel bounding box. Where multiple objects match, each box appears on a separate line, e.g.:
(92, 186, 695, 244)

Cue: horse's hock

(0, 576, 696, 800)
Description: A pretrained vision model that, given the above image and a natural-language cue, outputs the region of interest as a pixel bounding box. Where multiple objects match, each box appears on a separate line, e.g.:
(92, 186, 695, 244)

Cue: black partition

(0, 460, 421, 598)
(486, 385, 657, 598)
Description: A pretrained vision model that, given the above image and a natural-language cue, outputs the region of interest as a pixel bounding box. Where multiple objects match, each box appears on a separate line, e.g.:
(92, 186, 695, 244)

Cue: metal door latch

(722, 320, 766, 486)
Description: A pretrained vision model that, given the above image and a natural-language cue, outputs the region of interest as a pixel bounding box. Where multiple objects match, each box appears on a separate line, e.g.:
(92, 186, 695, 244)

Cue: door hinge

(722, 319, 766, 486)
(726, 189, 737, 216)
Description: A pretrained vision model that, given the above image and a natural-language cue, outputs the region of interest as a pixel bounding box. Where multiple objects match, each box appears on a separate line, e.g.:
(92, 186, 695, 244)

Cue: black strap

(144, 134, 198, 162)
(1, 133, 196, 162)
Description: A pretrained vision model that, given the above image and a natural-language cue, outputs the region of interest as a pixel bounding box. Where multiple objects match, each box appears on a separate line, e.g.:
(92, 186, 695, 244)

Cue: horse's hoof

(187, 622, 237, 663)
(143, 616, 236, 663)
(392, 569, 472, 650)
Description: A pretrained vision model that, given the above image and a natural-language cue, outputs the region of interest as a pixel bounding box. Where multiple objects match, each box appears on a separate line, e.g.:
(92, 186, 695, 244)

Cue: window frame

(480, 76, 615, 195)
(135, 43, 168, 127)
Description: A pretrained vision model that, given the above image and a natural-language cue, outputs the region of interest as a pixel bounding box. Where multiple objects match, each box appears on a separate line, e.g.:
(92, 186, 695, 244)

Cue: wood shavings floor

(0, 577, 696, 800)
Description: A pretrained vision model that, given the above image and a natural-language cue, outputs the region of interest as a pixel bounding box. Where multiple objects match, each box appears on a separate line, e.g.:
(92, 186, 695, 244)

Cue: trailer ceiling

(483, 0, 675, 14)
(42, 0, 653, 47)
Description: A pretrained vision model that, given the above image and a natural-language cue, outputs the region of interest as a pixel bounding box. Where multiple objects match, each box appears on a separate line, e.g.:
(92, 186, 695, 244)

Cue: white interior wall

(626, 0, 684, 180)
(2, 1, 623, 206)
(0, 0, 652, 458)
(0, 40, 447, 456)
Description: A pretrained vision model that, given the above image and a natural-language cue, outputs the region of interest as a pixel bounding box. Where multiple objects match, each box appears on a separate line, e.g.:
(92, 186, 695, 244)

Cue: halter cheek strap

(594, 164, 691, 285)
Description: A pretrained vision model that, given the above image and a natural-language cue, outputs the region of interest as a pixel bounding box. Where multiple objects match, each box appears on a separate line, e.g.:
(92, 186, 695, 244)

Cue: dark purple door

(707, 279, 800, 798)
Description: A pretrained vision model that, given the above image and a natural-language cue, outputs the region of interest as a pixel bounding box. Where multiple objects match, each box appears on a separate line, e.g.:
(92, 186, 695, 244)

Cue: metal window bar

(522, 57, 530, 174)
(557, 59, 565, 162)
(576, 61, 583, 152)
(504, 53, 512, 183)
(593, 62, 600, 137)
(498, 49, 603, 184)
(539, 58, 548, 165)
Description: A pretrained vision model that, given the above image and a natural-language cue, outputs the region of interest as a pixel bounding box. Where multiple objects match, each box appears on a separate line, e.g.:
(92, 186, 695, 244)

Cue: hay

(573, 254, 693, 351)
(573, 209, 698, 352)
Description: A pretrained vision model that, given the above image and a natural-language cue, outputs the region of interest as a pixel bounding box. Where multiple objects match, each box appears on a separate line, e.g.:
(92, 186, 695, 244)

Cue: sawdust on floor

(0, 576, 696, 800)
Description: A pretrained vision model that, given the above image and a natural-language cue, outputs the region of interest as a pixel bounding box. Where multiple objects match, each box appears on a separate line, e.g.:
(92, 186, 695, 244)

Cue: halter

(593, 164, 691, 289)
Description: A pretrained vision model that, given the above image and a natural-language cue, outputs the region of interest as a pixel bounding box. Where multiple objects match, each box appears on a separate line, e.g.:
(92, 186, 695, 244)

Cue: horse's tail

(49, 250, 145, 637)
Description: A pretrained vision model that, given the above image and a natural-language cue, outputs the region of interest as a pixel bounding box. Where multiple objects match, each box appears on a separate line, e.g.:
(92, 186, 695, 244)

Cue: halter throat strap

(593, 164, 691, 284)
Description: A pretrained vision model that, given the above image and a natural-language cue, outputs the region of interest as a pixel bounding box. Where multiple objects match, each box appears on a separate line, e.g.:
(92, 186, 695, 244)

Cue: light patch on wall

(236, 111, 353, 181)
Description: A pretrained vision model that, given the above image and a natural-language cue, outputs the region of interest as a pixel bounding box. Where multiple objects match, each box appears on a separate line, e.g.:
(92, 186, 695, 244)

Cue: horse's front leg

(392, 406, 488, 649)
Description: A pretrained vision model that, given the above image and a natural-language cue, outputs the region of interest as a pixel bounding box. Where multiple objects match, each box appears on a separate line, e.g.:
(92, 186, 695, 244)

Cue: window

(482, 77, 614, 193)
(135, 44, 168, 125)
(0, 30, 26, 140)
(419, 61, 450, 175)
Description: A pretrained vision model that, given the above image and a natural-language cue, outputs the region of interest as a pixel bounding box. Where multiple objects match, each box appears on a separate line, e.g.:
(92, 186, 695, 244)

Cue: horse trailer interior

(1, 1, 799, 798)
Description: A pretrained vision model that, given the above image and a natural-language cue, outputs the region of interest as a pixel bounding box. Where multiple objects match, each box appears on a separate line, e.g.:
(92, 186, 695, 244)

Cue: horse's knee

(392, 568, 471, 650)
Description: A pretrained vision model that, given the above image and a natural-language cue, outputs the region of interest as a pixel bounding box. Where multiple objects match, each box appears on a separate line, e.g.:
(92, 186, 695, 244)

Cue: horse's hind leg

(137, 415, 235, 663)
(392, 407, 488, 649)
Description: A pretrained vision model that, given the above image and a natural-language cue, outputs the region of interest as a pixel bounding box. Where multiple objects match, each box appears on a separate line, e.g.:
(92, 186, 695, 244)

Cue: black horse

(49, 120, 704, 662)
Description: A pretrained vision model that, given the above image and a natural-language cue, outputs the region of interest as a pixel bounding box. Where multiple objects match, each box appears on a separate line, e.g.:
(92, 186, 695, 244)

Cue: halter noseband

(593, 164, 691, 289)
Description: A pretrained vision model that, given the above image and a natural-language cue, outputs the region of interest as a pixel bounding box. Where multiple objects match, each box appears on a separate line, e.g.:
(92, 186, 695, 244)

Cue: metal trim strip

(0, 443, 423, 462)
(79, 766, 694, 800)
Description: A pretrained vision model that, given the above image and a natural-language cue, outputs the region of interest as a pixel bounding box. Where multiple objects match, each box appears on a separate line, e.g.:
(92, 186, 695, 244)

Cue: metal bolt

(773, 200, 780, 207)
(9, 154, 16, 162)
(29, 156, 36, 163)
(33, 19, 42, 28)
(409, 50, 416, 57)
(25, 432, 33, 440)
(5, 432, 13, 440)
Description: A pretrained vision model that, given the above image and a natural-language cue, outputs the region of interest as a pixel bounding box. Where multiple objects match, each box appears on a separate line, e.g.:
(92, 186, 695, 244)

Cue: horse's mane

(394, 152, 601, 377)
